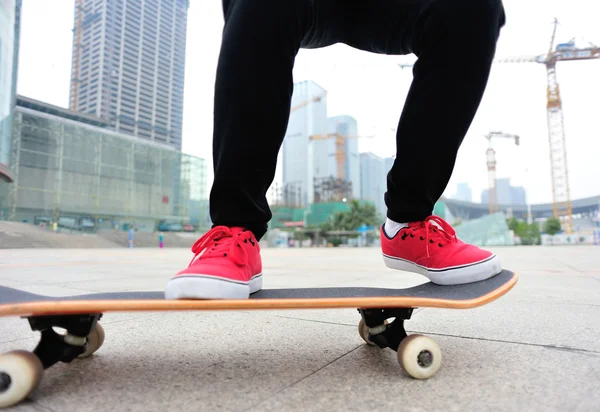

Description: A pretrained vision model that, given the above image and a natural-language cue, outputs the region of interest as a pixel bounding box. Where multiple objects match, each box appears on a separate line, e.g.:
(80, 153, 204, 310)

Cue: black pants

(210, 0, 506, 240)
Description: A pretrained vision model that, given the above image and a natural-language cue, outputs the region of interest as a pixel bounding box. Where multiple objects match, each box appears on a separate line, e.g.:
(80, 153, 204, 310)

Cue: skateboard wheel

(0, 350, 43, 408)
(78, 323, 105, 359)
(397, 334, 442, 379)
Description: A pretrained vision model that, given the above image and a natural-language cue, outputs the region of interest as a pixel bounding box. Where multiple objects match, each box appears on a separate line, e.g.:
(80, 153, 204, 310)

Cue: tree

(523, 221, 541, 245)
(321, 200, 380, 232)
(543, 217, 562, 235)
(506, 217, 519, 232)
(507, 217, 541, 245)
(320, 200, 381, 246)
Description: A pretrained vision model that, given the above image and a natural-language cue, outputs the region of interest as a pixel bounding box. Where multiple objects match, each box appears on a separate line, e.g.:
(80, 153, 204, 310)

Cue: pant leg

(390, 0, 506, 222)
(210, 0, 315, 240)
(341, 0, 506, 222)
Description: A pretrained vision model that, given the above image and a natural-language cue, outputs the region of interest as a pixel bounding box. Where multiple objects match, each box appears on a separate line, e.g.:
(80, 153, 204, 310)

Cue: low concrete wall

(0, 222, 119, 249)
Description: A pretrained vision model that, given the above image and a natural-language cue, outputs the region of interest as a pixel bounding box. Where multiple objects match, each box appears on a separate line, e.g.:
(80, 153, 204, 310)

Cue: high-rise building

(510, 185, 527, 205)
(481, 178, 527, 205)
(282, 81, 363, 206)
(282, 81, 328, 206)
(329, 115, 360, 200)
(0, 0, 21, 183)
(69, 0, 189, 150)
(360, 152, 386, 216)
(455, 182, 473, 202)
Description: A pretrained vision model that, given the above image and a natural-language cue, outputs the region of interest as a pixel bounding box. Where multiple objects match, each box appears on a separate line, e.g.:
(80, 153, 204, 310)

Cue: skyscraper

(481, 178, 527, 205)
(329, 115, 360, 200)
(455, 182, 473, 202)
(282, 81, 328, 206)
(360, 152, 386, 216)
(69, 0, 189, 150)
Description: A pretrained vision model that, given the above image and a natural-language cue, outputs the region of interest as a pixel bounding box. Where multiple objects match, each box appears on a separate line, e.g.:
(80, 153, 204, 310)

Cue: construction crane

(495, 19, 599, 233)
(291, 95, 370, 181)
(309, 132, 348, 179)
(484, 131, 520, 214)
(310, 131, 374, 181)
(290, 92, 326, 113)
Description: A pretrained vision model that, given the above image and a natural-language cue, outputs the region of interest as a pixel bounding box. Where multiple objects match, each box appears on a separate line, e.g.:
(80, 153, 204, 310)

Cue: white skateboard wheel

(0, 350, 43, 408)
(397, 334, 442, 379)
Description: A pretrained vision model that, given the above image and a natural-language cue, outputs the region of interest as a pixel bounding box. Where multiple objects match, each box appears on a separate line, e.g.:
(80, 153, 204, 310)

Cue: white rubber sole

(383, 254, 502, 285)
(165, 273, 263, 299)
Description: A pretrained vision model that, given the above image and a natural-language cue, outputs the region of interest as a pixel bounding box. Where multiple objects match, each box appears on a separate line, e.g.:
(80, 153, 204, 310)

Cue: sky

(16, 0, 600, 205)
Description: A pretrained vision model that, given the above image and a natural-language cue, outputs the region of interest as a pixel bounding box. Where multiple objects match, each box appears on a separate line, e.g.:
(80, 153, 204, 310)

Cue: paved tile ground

(0, 246, 599, 411)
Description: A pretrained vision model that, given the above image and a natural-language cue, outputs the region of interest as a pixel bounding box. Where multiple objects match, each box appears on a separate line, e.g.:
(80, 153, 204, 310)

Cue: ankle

(384, 218, 408, 238)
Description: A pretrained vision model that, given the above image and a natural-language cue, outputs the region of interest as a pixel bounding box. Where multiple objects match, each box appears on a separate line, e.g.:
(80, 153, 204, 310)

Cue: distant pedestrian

(128, 227, 134, 248)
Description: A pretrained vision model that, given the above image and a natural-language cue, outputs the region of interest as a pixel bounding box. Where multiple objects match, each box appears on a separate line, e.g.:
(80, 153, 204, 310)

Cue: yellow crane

(291, 95, 372, 181)
(496, 18, 599, 233)
(290, 92, 326, 113)
(484, 131, 520, 214)
(309, 132, 348, 179)
(310, 130, 374, 181)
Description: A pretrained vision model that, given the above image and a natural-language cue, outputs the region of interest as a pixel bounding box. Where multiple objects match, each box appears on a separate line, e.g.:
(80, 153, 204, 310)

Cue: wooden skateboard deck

(0, 270, 517, 408)
(0, 270, 517, 316)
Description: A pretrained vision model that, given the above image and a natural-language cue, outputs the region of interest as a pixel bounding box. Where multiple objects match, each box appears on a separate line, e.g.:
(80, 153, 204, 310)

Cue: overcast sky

(16, 0, 600, 205)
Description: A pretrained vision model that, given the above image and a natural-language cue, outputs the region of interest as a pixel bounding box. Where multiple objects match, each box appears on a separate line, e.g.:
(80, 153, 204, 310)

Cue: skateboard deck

(0, 270, 517, 407)
(0, 269, 517, 316)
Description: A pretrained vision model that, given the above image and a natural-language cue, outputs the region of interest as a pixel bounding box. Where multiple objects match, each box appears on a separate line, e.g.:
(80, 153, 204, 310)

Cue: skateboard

(0, 270, 517, 408)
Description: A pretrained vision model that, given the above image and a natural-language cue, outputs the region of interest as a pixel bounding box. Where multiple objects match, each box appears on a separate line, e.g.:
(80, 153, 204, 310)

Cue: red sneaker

(165, 226, 262, 299)
(381, 216, 502, 285)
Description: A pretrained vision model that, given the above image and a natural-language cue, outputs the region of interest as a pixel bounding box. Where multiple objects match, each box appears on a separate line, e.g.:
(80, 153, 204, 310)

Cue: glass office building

(2, 96, 207, 231)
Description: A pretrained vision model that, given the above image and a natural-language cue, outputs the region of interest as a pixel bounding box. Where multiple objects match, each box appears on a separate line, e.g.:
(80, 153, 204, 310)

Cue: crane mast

(545, 60, 572, 231)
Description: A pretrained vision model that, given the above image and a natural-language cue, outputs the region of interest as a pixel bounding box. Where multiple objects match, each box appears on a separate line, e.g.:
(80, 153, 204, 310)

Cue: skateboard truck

(358, 308, 413, 351)
(28, 314, 103, 369)
(357, 307, 442, 380)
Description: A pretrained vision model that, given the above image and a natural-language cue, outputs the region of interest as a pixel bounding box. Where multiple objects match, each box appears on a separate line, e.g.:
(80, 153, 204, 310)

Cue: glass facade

(0, 0, 20, 182)
(3, 104, 208, 232)
(454, 213, 515, 246)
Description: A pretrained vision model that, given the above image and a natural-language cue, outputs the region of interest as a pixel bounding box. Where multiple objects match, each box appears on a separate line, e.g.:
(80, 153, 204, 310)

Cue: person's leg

(339, 0, 505, 221)
(209, 0, 314, 241)
(167, 0, 341, 299)
(385, 0, 506, 222)
(337, 0, 506, 284)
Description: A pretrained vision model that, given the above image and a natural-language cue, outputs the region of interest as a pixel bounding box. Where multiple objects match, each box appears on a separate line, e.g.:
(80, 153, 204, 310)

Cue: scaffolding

(313, 176, 352, 203)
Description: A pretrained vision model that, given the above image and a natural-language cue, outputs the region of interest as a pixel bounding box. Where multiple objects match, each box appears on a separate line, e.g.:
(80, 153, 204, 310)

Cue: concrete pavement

(0, 246, 599, 411)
